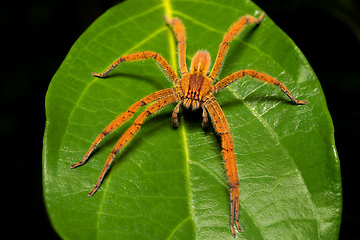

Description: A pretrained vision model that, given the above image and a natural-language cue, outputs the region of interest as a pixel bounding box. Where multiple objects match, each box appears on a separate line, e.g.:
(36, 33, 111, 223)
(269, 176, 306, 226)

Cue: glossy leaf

(43, 0, 341, 239)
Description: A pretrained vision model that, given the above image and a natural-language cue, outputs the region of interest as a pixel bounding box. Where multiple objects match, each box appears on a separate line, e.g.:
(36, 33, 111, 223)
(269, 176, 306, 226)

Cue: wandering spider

(71, 12, 307, 237)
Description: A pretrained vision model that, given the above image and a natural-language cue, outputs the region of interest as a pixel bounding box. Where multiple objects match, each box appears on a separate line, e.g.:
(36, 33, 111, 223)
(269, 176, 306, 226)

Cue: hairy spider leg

(209, 13, 265, 79)
(204, 99, 240, 237)
(201, 105, 209, 128)
(92, 51, 178, 82)
(214, 70, 308, 104)
(88, 94, 179, 196)
(172, 101, 182, 128)
(70, 88, 176, 169)
(165, 15, 188, 75)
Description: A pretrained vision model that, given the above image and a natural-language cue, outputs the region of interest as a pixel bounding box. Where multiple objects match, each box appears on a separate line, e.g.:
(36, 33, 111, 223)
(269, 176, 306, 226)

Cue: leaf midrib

(163, 0, 198, 238)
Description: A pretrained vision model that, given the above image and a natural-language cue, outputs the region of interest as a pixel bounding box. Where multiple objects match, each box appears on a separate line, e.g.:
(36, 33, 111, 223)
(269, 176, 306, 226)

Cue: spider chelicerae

(71, 12, 307, 237)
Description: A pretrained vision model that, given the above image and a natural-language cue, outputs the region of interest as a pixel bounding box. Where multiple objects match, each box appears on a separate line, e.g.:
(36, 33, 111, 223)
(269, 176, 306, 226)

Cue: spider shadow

(86, 71, 172, 160)
(218, 94, 294, 109)
(102, 72, 171, 91)
(87, 110, 175, 180)
(181, 107, 211, 133)
(219, 24, 261, 73)
(243, 95, 295, 105)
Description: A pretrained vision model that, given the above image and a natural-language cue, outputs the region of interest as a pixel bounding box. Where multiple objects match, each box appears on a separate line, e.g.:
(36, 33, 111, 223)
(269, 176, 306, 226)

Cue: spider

(71, 12, 307, 237)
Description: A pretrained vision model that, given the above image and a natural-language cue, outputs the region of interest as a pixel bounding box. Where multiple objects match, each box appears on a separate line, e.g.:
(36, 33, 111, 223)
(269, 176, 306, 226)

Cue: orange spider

(71, 12, 307, 237)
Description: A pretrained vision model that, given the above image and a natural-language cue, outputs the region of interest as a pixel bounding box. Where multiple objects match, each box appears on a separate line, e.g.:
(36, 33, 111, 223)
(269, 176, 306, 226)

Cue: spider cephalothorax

(180, 50, 213, 110)
(71, 12, 307, 237)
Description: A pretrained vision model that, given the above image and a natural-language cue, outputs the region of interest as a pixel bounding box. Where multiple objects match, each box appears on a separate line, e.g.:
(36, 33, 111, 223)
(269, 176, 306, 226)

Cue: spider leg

(203, 100, 240, 237)
(87, 94, 179, 196)
(209, 13, 265, 80)
(201, 105, 208, 128)
(172, 101, 182, 128)
(165, 15, 188, 75)
(92, 51, 178, 83)
(215, 70, 307, 104)
(70, 88, 176, 169)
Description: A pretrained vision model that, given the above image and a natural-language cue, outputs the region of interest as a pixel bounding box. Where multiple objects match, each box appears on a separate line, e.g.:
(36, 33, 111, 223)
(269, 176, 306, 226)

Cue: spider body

(181, 51, 213, 109)
(71, 12, 307, 237)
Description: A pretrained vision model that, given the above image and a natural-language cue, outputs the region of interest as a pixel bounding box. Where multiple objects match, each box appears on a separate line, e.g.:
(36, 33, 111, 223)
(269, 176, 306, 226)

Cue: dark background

(2, 0, 358, 239)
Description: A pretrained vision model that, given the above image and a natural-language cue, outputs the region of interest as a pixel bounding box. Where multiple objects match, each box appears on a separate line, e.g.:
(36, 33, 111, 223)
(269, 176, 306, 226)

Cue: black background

(2, 0, 359, 239)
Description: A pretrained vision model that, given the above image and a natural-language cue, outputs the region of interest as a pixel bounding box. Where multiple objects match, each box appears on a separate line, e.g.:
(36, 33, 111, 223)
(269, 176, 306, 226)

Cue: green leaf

(43, 0, 341, 239)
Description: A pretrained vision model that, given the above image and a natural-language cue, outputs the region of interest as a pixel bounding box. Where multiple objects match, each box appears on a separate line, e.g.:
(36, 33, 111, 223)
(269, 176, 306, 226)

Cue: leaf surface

(43, 0, 341, 239)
